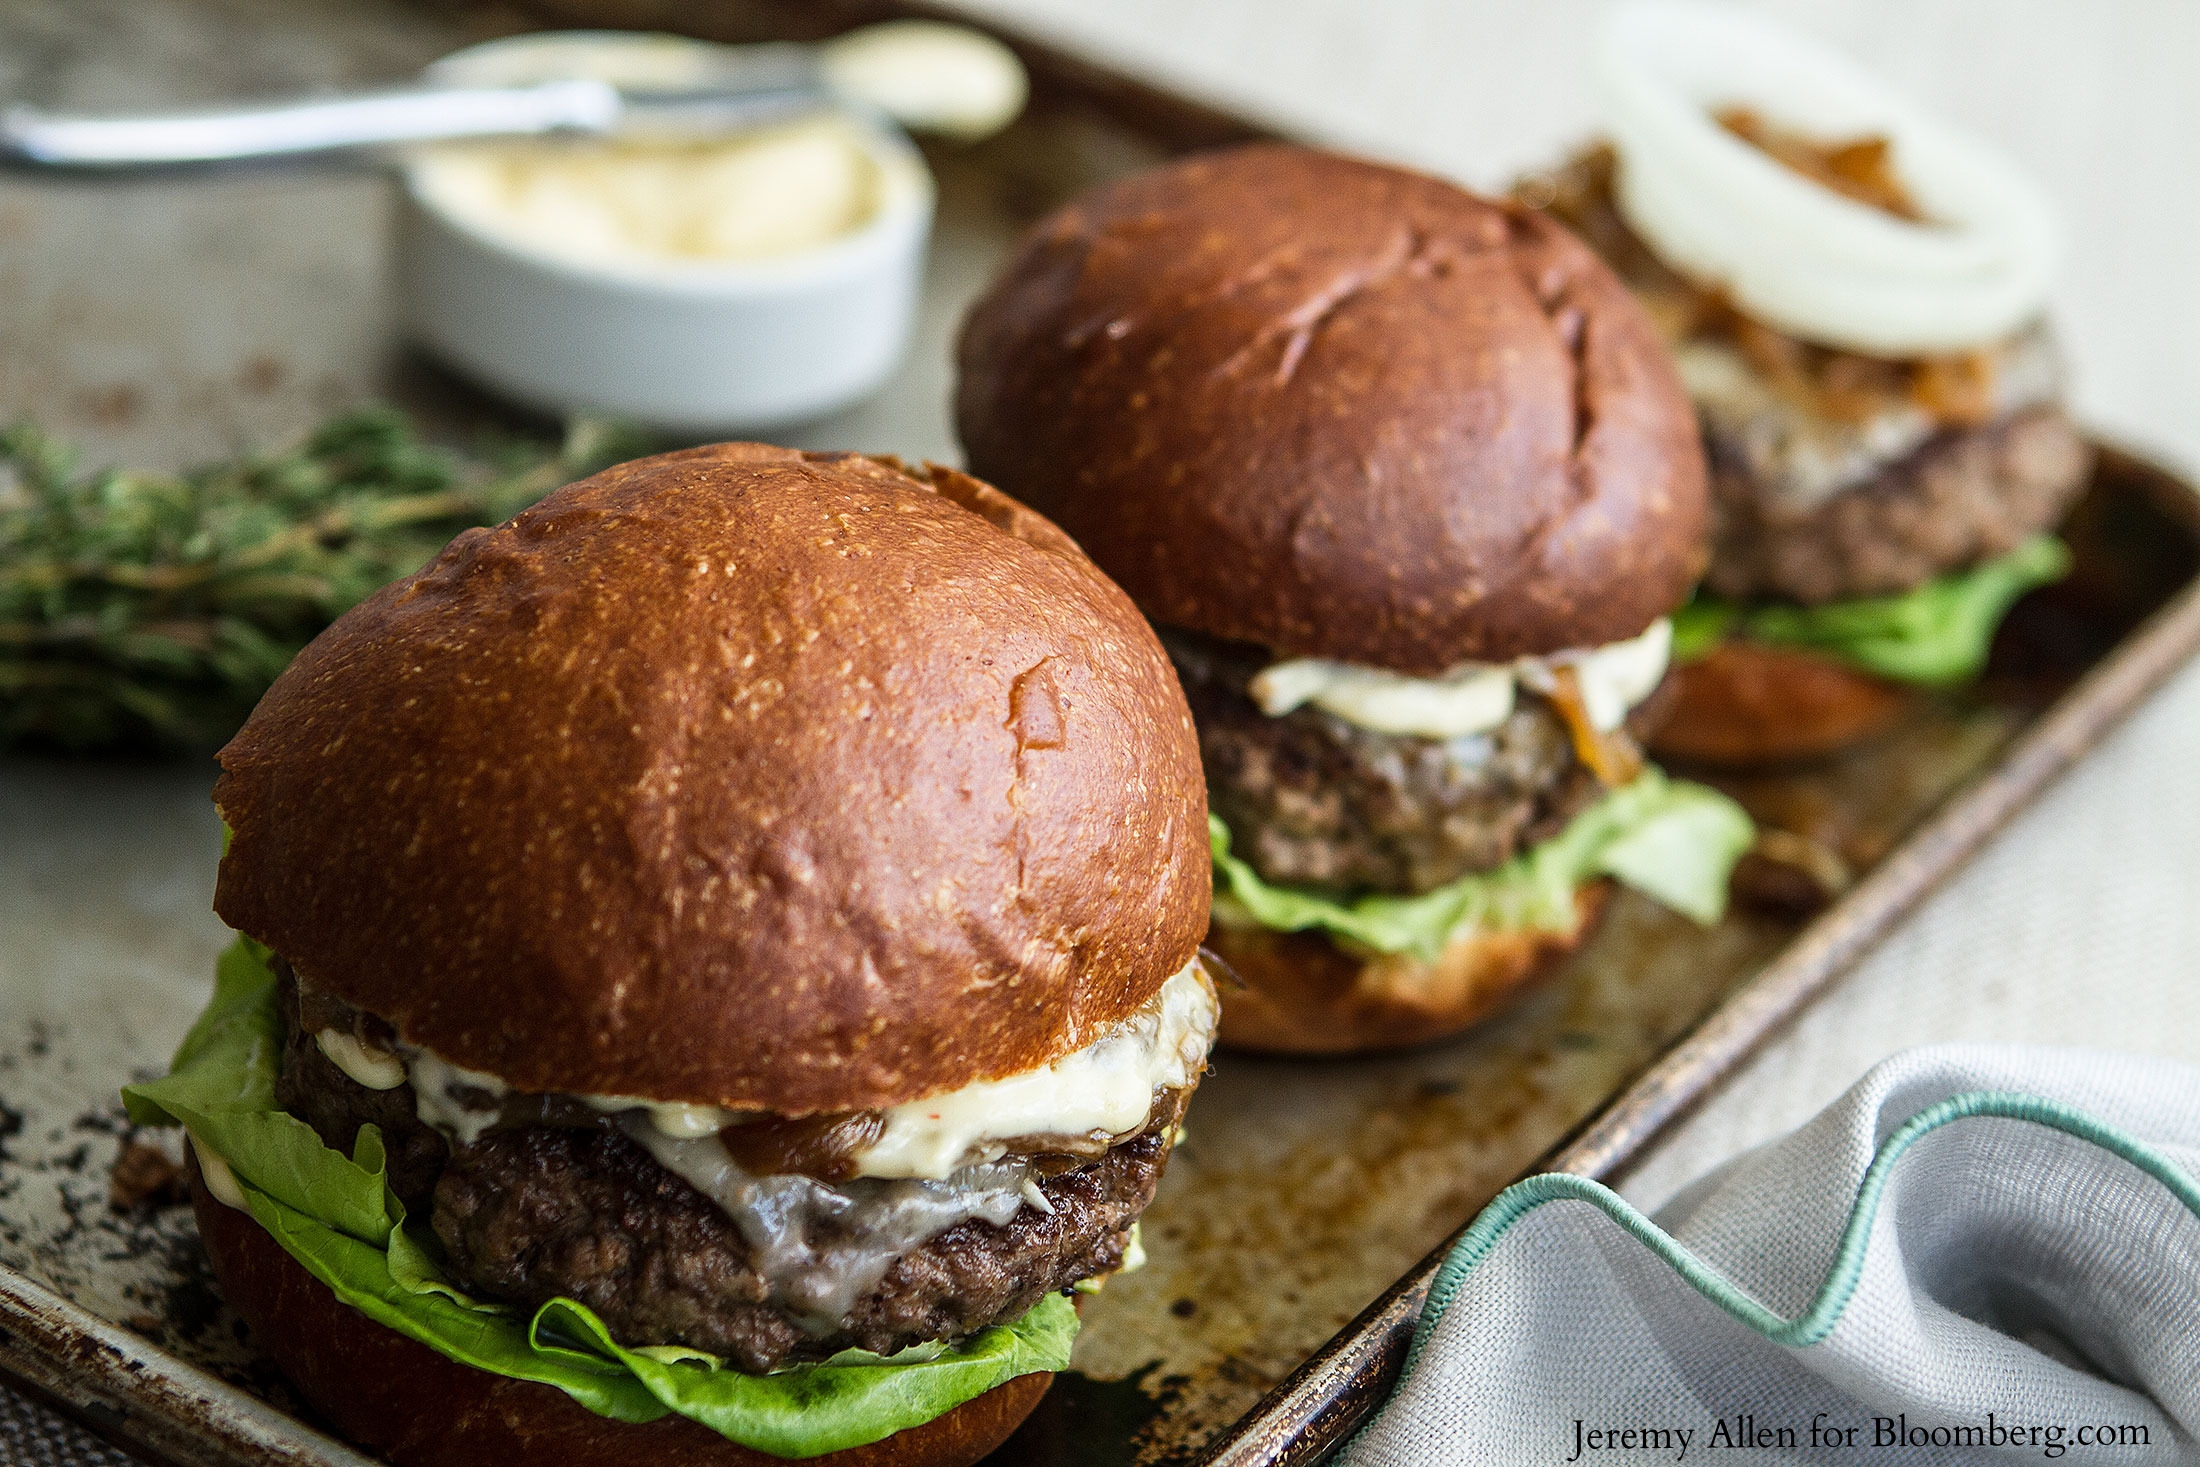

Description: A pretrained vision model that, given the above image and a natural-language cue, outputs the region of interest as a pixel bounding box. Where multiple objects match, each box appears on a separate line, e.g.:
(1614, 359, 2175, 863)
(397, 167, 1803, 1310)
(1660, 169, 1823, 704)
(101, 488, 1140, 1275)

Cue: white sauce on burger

(1248, 618, 1671, 740)
(314, 1028, 407, 1091)
(320, 954, 1217, 1182)
(189, 1135, 248, 1211)
(314, 956, 1214, 1338)
(857, 957, 1216, 1178)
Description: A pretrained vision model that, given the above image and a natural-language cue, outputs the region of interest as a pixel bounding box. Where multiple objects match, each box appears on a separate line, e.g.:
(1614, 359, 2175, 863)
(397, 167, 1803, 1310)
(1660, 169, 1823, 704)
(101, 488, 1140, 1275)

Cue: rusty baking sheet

(3, 4, 2199, 1467)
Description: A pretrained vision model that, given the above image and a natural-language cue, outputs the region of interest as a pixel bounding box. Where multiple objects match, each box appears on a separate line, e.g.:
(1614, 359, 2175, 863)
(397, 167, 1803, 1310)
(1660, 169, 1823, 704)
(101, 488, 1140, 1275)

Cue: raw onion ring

(1594, 0, 2057, 355)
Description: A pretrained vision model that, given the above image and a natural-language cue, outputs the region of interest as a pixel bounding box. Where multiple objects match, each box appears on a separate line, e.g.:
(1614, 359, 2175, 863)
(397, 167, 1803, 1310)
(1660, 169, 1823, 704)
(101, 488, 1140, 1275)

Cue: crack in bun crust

(212, 445, 1210, 1116)
(955, 144, 1709, 672)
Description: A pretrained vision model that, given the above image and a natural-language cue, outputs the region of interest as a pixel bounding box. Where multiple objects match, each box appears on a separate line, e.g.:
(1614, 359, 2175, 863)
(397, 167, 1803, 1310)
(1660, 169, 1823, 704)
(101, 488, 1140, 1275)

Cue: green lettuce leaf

(536, 1296, 1077, 1460)
(1671, 535, 2071, 685)
(1209, 770, 1754, 962)
(1668, 598, 1738, 663)
(122, 940, 1077, 1459)
(121, 936, 392, 1247)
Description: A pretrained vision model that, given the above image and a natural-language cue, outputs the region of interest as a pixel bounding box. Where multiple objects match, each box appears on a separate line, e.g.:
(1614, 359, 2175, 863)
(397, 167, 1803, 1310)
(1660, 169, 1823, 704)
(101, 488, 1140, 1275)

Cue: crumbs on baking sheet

(0, 1023, 302, 1410)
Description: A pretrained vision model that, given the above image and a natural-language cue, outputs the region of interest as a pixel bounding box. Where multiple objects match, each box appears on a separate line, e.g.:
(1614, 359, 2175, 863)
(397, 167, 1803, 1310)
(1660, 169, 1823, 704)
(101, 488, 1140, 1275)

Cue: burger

(1533, 1, 2091, 764)
(121, 445, 1218, 1465)
(954, 143, 1754, 1054)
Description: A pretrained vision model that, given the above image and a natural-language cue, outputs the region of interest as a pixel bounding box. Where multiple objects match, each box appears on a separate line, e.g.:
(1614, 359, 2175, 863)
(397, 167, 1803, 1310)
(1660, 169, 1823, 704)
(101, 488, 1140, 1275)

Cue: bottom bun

(1210, 883, 1610, 1055)
(1649, 642, 1909, 767)
(190, 1164, 1051, 1467)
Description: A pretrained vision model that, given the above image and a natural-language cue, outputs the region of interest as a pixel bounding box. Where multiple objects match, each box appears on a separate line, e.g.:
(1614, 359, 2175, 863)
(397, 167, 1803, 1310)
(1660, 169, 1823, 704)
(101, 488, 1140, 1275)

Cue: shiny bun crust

(213, 445, 1209, 1115)
(955, 144, 1708, 673)
(1208, 884, 1609, 1054)
(1650, 642, 1909, 766)
(190, 1169, 1050, 1467)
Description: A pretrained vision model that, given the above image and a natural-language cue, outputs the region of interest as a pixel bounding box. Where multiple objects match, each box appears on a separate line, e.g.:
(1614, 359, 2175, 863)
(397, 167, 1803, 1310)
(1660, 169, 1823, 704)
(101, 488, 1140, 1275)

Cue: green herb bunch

(0, 407, 647, 754)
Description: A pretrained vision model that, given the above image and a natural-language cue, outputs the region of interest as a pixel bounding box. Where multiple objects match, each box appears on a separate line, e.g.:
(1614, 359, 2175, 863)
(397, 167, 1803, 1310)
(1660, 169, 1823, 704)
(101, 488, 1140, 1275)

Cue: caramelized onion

(1543, 666, 1646, 788)
(1714, 107, 1921, 223)
(718, 1110, 887, 1182)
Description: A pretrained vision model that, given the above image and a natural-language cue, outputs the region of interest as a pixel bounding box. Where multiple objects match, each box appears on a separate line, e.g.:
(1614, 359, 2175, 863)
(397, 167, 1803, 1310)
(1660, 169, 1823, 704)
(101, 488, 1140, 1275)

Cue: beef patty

(272, 967, 1180, 1372)
(1168, 630, 1638, 897)
(1703, 404, 2092, 604)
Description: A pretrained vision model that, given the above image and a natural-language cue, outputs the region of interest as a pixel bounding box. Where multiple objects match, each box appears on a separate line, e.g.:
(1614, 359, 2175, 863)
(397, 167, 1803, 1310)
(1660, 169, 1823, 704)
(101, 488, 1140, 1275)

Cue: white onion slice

(1594, 0, 2058, 356)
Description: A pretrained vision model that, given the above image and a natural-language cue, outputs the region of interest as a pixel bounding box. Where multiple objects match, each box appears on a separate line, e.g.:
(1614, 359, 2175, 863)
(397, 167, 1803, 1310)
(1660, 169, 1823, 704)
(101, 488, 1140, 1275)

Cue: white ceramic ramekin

(395, 32, 934, 434)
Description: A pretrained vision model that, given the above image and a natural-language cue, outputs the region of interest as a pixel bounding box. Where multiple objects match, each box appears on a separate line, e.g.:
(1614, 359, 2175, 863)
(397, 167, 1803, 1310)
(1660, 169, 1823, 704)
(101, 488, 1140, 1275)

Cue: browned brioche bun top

(955, 143, 1709, 673)
(213, 445, 1209, 1116)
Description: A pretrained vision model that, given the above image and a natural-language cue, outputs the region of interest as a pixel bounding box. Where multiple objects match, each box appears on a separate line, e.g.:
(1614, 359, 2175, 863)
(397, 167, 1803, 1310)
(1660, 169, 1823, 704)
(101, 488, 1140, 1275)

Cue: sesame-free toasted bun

(190, 1167, 1051, 1467)
(213, 445, 1209, 1115)
(1207, 883, 1610, 1054)
(1650, 642, 1910, 766)
(955, 144, 1708, 674)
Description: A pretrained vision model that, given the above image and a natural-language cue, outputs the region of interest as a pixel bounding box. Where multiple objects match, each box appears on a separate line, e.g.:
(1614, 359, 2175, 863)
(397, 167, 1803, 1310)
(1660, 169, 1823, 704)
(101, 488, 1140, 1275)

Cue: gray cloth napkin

(1345, 1044, 2200, 1465)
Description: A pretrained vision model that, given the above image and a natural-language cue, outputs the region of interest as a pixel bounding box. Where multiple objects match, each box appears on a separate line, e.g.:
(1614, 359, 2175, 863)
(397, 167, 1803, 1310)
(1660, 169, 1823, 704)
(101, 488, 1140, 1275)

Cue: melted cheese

(617, 1125, 1030, 1336)
(1250, 619, 1672, 740)
(854, 957, 1218, 1180)
(388, 957, 1217, 1184)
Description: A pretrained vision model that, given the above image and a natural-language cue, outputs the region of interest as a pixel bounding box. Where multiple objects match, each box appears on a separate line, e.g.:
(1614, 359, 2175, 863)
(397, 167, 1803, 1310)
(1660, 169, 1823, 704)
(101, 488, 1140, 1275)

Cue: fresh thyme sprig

(0, 406, 649, 754)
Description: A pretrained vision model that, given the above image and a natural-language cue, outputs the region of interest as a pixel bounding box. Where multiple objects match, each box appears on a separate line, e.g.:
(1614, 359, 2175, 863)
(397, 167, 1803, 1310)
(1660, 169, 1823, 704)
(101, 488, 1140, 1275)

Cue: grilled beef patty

(1167, 630, 1628, 897)
(1703, 403, 2091, 604)
(433, 1118, 1166, 1374)
(273, 967, 1180, 1372)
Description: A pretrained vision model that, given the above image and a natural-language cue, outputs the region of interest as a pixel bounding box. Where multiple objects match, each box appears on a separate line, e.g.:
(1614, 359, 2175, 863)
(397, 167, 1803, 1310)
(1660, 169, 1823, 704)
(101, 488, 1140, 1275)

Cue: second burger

(956, 144, 1754, 1054)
